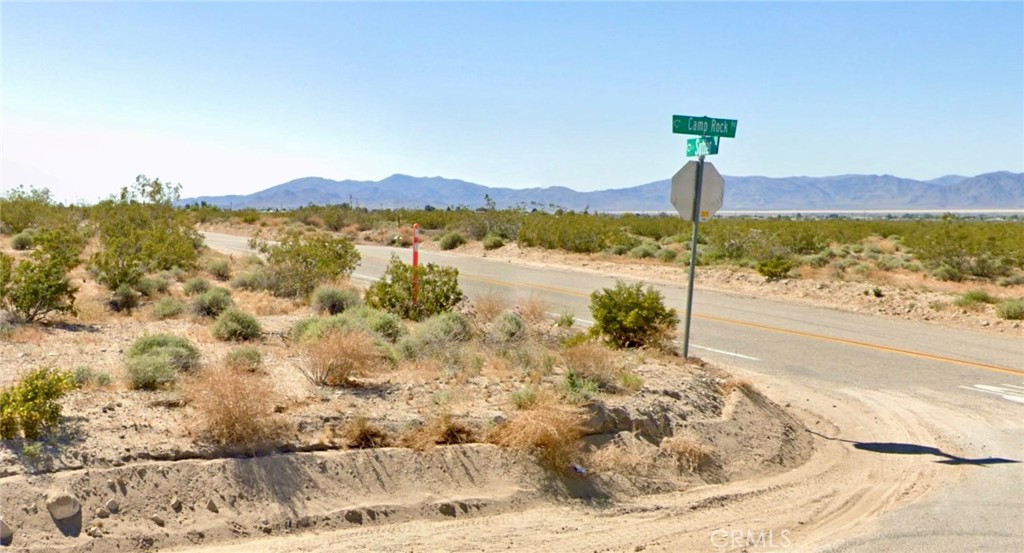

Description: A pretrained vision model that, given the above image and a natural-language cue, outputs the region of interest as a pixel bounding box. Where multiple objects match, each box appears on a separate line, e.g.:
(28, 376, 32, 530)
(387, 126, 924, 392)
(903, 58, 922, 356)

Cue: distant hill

(180, 171, 1024, 212)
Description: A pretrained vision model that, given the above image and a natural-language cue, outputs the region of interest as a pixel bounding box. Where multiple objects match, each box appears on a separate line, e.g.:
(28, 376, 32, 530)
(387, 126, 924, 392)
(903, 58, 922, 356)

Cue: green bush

(127, 334, 201, 370)
(89, 176, 202, 290)
(589, 280, 678, 349)
(207, 258, 232, 281)
(192, 287, 233, 317)
(11, 230, 36, 251)
(252, 230, 360, 298)
(955, 289, 999, 307)
(489, 312, 527, 343)
(365, 254, 463, 320)
(482, 234, 505, 250)
(757, 256, 795, 280)
(0, 186, 58, 235)
(998, 275, 1024, 287)
(312, 285, 361, 315)
(629, 243, 659, 259)
(109, 284, 140, 313)
(0, 226, 84, 323)
(124, 355, 179, 391)
(438, 232, 466, 250)
(564, 370, 601, 403)
(152, 297, 185, 319)
(212, 309, 263, 341)
(656, 248, 678, 262)
(134, 276, 161, 298)
(996, 299, 1024, 320)
(225, 346, 262, 371)
(73, 366, 111, 388)
(398, 312, 473, 359)
(183, 277, 210, 295)
(0, 367, 76, 440)
(231, 271, 270, 291)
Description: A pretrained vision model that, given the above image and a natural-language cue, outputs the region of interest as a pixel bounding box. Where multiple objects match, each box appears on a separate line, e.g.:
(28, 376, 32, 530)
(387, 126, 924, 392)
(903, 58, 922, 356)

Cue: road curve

(202, 231, 1023, 552)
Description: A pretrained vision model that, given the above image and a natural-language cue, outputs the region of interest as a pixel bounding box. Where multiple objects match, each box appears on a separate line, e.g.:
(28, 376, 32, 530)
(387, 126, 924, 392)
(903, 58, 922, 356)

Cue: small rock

(170, 498, 182, 511)
(150, 515, 165, 527)
(104, 499, 119, 514)
(95, 507, 111, 519)
(46, 493, 81, 520)
(206, 499, 218, 513)
(0, 517, 13, 543)
(86, 525, 103, 538)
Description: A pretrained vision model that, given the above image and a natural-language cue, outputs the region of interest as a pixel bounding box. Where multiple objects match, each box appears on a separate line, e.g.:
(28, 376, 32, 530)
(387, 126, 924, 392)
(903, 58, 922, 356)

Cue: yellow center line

(402, 260, 1023, 377)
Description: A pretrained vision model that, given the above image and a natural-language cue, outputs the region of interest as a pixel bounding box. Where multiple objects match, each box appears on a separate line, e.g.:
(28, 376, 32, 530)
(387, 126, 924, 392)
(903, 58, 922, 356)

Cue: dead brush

(342, 417, 391, 449)
(563, 341, 620, 389)
(298, 328, 385, 387)
(184, 365, 288, 449)
(473, 291, 508, 323)
(487, 401, 587, 472)
(402, 412, 475, 451)
(661, 436, 715, 473)
(718, 377, 754, 397)
(589, 433, 658, 473)
(517, 296, 550, 327)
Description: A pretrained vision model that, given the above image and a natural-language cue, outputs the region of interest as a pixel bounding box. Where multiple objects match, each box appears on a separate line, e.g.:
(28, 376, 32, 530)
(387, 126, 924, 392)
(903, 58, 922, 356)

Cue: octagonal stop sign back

(670, 161, 725, 222)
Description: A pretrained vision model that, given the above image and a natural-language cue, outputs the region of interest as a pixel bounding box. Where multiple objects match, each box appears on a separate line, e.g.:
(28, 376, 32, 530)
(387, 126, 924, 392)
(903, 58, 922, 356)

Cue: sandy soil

(0, 225, 1004, 552)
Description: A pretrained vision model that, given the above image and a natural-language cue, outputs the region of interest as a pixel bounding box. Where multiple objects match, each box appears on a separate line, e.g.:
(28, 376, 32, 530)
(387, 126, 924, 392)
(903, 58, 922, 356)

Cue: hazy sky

(3, 2, 1022, 204)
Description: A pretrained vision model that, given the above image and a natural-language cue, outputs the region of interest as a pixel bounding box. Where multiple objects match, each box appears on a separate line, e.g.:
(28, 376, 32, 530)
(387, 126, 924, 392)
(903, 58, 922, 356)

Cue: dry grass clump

(563, 341, 620, 388)
(661, 436, 715, 473)
(518, 296, 549, 327)
(185, 365, 288, 449)
(589, 433, 658, 473)
(298, 329, 387, 387)
(719, 377, 754, 397)
(474, 291, 508, 323)
(342, 417, 391, 449)
(402, 412, 476, 451)
(488, 401, 587, 472)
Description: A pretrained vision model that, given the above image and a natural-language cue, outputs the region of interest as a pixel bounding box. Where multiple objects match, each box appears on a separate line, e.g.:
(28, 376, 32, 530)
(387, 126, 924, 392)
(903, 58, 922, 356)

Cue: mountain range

(180, 171, 1024, 212)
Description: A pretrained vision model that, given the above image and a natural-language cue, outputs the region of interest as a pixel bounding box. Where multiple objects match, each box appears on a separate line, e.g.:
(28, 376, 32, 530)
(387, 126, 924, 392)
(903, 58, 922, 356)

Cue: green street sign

(672, 115, 738, 138)
(686, 136, 719, 157)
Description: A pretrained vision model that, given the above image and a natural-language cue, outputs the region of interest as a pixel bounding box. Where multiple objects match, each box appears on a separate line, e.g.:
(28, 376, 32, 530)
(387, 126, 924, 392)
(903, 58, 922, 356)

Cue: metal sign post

(412, 223, 421, 305)
(682, 155, 704, 359)
(671, 114, 737, 359)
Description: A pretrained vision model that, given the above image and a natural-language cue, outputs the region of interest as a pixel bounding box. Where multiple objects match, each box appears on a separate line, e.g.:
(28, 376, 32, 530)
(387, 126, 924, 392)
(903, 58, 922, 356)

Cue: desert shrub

(109, 284, 140, 313)
(661, 436, 715, 473)
(996, 299, 1024, 320)
(998, 275, 1024, 287)
(489, 312, 527, 343)
(230, 270, 270, 291)
(954, 289, 998, 308)
(343, 417, 390, 448)
(72, 366, 112, 388)
(474, 291, 508, 323)
(152, 297, 185, 319)
(510, 386, 539, 410)
(0, 226, 84, 323)
(0, 367, 76, 440)
(212, 309, 263, 341)
(293, 307, 407, 344)
(656, 248, 678, 262)
(438, 232, 466, 250)
(563, 341, 620, 390)
(0, 186, 58, 234)
(11, 230, 36, 250)
(127, 334, 201, 370)
(312, 285, 361, 315)
(89, 176, 202, 290)
(206, 258, 232, 281)
(225, 346, 262, 371)
(517, 212, 616, 253)
(757, 256, 795, 280)
(185, 365, 287, 448)
(487, 402, 586, 471)
(589, 280, 678, 349)
(629, 243, 659, 259)
(365, 254, 463, 320)
(124, 355, 179, 390)
(134, 276, 160, 298)
(902, 215, 1020, 279)
(183, 277, 210, 295)
(932, 265, 962, 282)
(192, 287, 234, 317)
(251, 230, 360, 298)
(555, 311, 575, 328)
(482, 234, 504, 250)
(298, 329, 386, 386)
(403, 413, 476, 450)
(564, 370, 601, 403)
(398, 312, 473, 359)
(619, 372, 644, 392)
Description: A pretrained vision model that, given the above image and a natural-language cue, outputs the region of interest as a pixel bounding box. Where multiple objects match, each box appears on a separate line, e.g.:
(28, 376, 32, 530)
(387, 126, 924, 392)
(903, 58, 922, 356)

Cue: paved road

(204, 232, 1023, 552)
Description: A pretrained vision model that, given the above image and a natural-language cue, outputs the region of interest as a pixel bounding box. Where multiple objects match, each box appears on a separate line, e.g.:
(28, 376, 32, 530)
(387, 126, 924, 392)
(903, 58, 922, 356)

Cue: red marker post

(412, 223, 420, 305)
